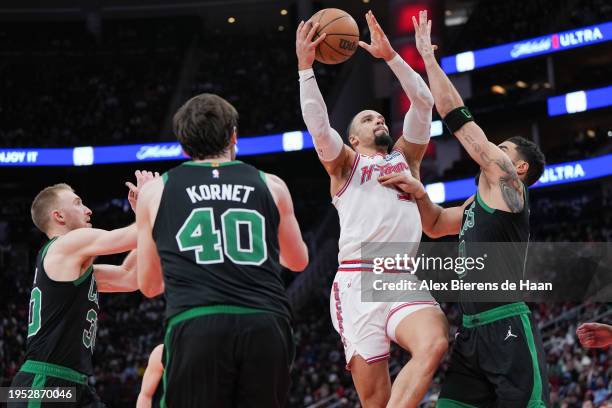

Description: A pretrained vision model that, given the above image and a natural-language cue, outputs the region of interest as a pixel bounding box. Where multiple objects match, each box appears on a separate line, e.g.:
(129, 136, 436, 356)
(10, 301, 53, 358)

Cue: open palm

(412, 10, 438, 59)
(359, 10, 395, 61)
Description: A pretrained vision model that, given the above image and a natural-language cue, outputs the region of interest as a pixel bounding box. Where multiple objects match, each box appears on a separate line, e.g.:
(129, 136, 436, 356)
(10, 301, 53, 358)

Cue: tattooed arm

(453, 126, 524, 212)
(413, 10, 523, 212)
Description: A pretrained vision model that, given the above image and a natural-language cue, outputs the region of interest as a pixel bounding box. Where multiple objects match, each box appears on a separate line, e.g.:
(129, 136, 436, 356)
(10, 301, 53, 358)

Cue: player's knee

(413, 336, 448, 369)
(430, 336, 448, 360)
(359, 391, 389, 408)
(355, 378, 390, 407)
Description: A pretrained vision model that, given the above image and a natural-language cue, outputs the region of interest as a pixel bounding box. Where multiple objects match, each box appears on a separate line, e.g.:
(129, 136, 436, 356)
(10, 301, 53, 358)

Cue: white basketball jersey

(333, 149, 422, 263)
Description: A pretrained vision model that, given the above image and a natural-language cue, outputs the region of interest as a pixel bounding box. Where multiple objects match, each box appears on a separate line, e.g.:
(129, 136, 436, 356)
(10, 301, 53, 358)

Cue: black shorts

(161, 306, 294, 408)
(8, 363, 104, 408)
(438, 303, 549, 408)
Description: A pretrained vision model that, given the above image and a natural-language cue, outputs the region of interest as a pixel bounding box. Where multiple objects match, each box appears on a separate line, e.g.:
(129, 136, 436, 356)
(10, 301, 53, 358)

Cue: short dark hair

(346, 115, 356, 139)
(507, 136, 546, 186)
(31, 183, 74, 233)
(173, 94, 239, 160)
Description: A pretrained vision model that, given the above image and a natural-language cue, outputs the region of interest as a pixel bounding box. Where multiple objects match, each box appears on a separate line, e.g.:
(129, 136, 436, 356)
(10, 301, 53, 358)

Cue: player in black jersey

(9, 171, 156, 408)
(378, 11, 549, 408)
(136, 93, 309, 407)
(137, 344, 164, 408)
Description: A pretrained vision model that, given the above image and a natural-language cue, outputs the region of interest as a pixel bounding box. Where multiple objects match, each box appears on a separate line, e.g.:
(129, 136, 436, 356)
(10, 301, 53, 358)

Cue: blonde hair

(31, 183, 74, 233)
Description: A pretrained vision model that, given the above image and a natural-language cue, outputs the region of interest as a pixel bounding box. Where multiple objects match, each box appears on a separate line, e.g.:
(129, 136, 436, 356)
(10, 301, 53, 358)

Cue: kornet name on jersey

(333, 150, 422, 263)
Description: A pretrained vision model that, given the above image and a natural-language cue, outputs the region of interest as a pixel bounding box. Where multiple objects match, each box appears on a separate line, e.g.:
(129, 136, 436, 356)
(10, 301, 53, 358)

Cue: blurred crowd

(0, 17, 339, 148)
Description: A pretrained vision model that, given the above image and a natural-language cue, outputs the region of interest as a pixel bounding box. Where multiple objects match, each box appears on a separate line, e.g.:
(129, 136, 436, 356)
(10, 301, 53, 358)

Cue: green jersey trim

(162, 172, 168, 184)
(462, 302, 529, 328)
(475, 183, 528, 215)
(72, 265, 94, 286)
(476, 190, 495, 214)
(259, 170, 268, 184)
(436, 398, 478, 407)
(20, 360, 88, 385)
(167, 304, 267, 328)
(182, 160, 243, 168)
(40, 237, 58, 261)
(520, 314, 546, 406)
(27, 373, 46, 408)
(161, 304, 268, 408)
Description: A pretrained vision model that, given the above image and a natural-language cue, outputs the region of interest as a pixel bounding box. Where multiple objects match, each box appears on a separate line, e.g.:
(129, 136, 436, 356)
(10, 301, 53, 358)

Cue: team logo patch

(504, 325, 518, 341)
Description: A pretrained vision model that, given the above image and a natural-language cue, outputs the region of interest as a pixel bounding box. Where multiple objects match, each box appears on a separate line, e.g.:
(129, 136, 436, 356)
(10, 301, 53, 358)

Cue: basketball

(310, 8, 359, 65)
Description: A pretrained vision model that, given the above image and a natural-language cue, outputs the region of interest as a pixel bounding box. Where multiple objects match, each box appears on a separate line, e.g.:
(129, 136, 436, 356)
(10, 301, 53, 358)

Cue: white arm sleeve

(386, 54, 434, 145)
(299, 68, 344, 162)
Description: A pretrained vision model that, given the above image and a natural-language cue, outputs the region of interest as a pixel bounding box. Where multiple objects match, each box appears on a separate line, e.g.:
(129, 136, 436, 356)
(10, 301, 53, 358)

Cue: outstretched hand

(126, 170, 160, 212)
(378, 171, 426, 199)
(412, 10, 438, 59)
(296, 20, 327, 70)
(359, 10, 396, 61)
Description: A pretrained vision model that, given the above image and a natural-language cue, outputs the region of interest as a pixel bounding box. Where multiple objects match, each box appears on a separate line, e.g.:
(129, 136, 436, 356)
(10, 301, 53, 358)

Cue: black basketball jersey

(25, 237, 100, 375)
(458, 184, 530, 314)
(153, 160, 291, 321)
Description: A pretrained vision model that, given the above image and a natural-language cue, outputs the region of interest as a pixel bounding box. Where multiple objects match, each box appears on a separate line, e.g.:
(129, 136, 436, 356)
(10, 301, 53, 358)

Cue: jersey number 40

(176, 208, 267, 266)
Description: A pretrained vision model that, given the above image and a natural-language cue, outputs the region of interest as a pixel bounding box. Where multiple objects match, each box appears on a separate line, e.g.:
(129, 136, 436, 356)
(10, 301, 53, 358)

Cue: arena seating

(0, 18, 339, 148)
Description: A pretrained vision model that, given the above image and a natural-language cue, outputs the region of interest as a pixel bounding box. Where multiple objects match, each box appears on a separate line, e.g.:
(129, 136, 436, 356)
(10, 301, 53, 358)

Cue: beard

(374, 130, 393, 149)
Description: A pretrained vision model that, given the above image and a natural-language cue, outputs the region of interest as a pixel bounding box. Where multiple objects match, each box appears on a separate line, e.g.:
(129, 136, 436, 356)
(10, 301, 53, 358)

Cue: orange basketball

(310, 8, 359, 65)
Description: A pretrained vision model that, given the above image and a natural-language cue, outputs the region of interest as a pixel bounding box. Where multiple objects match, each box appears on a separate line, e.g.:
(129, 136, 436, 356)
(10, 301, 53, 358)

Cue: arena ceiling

(0, 0, 388, 30)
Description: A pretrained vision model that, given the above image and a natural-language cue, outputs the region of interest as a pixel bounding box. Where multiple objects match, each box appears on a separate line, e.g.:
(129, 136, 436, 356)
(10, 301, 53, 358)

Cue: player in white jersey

(296, 11, 448, 408)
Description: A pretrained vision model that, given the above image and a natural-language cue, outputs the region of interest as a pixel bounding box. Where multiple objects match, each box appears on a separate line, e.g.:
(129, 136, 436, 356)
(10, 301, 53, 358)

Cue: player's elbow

(416, 88, 434, 109)
(138, 275, 164, 298)
(309, 125, 332, 145)
(140, 283, 163, 298)
(283, 244, 309, 272)
(435, 94, 458, 118)
(423, 224, 447, 239)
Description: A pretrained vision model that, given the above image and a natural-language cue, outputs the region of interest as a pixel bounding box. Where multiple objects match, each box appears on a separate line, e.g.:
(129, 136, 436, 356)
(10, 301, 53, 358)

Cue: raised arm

(59, 224, 137, 259)
(136, 178, 165, 298)
(265, 173, 309, 272)
(359, 11, 434, 178)
(378, 171, 472, 238)
(413, 11, 523, 211)
(296, 20, 355, 183)
(94, 250, 138, 293)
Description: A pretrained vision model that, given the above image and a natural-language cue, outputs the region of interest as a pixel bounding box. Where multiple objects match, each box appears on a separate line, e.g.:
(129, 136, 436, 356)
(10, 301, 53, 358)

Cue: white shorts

(329, 266, 439, 368)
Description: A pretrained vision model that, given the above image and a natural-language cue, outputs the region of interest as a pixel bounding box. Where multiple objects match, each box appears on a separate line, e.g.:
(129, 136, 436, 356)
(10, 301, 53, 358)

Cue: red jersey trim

(336, 153, 360, 198)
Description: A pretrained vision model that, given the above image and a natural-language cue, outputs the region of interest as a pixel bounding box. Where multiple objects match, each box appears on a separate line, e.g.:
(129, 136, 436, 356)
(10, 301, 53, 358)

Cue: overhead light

(608, 130, 612, 138)
(586, 129, 596, 138)
(491, 85, 506, 95)
(516, 80, 528, 88)
(227, 17, 236, 23)
(362, 0, 370, 3)
(542, 82, 551, 89)
(278, 25, 285, 31)
(445, 10, 452, 16)
(280, 9, 288, 15)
